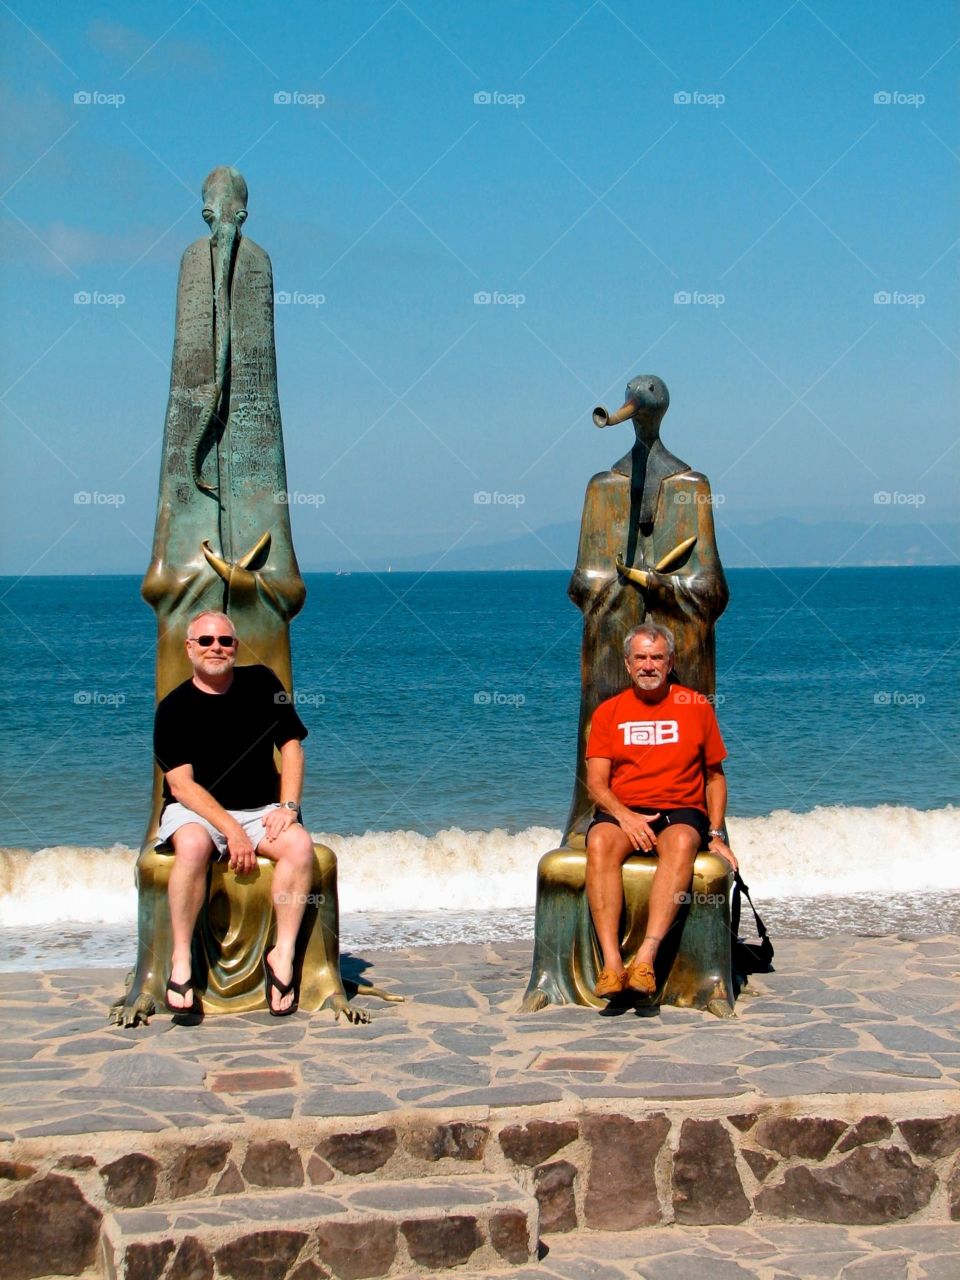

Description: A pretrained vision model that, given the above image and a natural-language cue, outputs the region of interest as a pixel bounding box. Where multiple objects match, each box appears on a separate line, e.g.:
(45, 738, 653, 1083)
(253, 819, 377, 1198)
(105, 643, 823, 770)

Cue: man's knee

(586, 824, 630, 868)
(656, 826, 700, 864)
(267, 823, 314, 868)
(170, 824, 216, 867)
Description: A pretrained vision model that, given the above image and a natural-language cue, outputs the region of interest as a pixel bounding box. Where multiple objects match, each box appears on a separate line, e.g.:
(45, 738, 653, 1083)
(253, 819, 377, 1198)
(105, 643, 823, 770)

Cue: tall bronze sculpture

(141, 165, 305, 704)
(565, 375, 729, 841)
(110, 167, 360, 1026)
(522, 375, 734, 1015)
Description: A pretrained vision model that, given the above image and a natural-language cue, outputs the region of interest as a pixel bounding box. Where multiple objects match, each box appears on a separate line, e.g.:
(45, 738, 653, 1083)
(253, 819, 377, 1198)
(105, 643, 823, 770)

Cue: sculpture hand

(616, 554, 650, 587)
(616, 555, 677, 593)
(201, 534, 305, 620)
(202, 533, 280, 611)
(329, 994, 371, 1025)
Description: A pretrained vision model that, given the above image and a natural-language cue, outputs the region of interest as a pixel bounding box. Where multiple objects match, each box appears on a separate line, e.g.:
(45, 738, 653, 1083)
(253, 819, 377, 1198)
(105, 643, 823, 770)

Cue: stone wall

(1, 1106, 958, 1278)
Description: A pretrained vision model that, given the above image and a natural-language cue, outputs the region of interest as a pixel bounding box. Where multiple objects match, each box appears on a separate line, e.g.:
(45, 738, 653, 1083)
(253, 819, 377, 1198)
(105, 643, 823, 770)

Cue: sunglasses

(189, 634, 237, 648)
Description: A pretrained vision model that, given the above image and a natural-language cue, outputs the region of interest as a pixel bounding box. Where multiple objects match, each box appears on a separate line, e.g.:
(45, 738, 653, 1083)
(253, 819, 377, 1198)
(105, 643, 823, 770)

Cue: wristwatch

(281, 801, 299, 812)
(708, 828, 726, 841)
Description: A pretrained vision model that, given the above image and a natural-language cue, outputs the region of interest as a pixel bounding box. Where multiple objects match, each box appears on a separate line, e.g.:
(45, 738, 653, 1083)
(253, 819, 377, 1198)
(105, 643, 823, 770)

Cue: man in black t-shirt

(153, 609, 312, 1016)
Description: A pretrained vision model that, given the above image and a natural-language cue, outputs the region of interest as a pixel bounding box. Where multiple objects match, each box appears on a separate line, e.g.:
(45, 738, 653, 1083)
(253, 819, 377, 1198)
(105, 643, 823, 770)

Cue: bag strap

(734, 871, 769, 942)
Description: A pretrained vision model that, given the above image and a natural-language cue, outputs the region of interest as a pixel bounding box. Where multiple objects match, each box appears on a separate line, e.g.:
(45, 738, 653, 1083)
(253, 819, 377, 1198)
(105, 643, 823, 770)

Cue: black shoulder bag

(731, 871, 774, 975)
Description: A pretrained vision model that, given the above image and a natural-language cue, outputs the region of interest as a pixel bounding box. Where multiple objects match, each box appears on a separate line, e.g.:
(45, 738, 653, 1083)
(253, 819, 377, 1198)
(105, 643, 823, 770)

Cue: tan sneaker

(594, 966, 627, 998)
(625, 960, 657, 994)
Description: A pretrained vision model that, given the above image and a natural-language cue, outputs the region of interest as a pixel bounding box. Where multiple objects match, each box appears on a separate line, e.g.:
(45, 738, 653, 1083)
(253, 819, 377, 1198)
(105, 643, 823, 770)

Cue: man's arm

(261, 738, 305, 843)
(586, 757, 661, 852)
(705, 763, 738, 870)
(164, 764, 257, 873)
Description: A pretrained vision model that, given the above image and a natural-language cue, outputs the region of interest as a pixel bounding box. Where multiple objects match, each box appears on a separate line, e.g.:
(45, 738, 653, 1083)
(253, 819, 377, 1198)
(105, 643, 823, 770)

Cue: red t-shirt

(586, 683, 726, 813)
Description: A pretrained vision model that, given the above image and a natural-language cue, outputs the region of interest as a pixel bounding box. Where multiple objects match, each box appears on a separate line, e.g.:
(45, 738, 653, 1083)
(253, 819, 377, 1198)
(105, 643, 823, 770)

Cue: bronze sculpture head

(594, 375, 670, 433)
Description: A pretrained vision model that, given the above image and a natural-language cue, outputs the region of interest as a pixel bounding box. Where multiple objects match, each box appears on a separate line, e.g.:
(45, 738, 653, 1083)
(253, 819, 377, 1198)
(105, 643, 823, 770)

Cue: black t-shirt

(153, 665, 308, 810)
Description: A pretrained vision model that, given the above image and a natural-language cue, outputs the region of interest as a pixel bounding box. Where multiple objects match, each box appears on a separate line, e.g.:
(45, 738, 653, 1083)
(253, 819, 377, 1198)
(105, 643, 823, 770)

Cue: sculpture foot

(108, 991, 156, 1028)
(519, 988, 551, 1013)
(706, 998, 737, 1020)
(323, 994, 371, 1025)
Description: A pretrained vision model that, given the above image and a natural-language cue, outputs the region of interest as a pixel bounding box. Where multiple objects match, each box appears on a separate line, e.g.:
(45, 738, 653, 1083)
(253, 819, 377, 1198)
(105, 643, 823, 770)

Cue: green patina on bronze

(141, 164, 305, 726)
(110, 168, 369, 1027)
(522, 376, 734, 1015)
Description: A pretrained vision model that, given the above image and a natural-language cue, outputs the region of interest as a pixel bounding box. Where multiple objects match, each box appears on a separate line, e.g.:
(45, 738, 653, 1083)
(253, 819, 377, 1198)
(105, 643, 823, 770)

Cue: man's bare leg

(632, 824, 699, 968)
(167, 824, 216, 1010)
(585, 823, 634, 976)
(258, 824, 315, 1013)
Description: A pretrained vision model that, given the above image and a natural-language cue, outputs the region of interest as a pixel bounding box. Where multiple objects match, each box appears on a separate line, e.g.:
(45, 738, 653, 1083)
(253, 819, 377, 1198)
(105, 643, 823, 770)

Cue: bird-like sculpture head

(593, 375, 670, 430)
(201, 165, 248, 244)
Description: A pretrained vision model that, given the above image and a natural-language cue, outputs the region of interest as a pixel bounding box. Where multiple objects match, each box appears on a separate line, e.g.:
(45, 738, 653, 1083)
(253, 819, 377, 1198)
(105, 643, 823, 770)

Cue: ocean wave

(0, 806, 956, 927)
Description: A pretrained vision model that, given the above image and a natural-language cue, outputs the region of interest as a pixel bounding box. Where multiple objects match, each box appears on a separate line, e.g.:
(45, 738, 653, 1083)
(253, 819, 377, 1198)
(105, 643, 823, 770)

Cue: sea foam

(0, 806, 956, 927)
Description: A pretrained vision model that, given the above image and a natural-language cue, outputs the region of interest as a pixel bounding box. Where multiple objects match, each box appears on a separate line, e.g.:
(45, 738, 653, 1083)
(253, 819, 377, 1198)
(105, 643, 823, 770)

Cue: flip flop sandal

(165, 974, 202, 1024)
(263, 953, 298, 1017)
(164, 974, 195, 1012)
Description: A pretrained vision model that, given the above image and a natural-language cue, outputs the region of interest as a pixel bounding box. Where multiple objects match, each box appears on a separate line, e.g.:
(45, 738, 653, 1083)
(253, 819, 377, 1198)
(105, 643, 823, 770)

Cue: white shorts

(156, 802, 278, 857)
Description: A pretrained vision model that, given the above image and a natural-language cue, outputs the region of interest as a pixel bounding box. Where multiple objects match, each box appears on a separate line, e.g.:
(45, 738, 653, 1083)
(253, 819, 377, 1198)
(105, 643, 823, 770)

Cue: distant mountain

(718, 518, 958, 569)
(309, 518, 958, 573)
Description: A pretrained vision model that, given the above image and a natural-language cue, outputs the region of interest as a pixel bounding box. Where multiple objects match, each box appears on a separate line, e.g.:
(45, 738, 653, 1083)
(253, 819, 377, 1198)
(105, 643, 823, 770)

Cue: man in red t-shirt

(585, 622, 737, 998)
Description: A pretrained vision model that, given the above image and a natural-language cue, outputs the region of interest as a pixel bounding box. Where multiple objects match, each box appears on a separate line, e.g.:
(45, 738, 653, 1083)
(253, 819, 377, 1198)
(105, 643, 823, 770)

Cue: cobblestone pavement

(456, 1222, 960, 1278)
(1, 934, 958, 1138)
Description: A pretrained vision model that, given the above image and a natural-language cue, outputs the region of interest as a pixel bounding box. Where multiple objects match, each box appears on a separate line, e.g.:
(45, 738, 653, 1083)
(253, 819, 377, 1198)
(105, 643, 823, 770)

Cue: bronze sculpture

(141, 165, 305, 710)
(522, 376, 734, 1015)
(110, 167, 369, 1026)
(565, 375, 729, 841)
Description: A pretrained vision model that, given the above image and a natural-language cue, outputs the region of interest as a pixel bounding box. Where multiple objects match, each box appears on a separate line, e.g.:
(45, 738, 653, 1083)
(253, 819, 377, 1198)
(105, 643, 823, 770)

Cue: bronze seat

(111, 842, 350, 1023)
(521, 842, 735, 1017)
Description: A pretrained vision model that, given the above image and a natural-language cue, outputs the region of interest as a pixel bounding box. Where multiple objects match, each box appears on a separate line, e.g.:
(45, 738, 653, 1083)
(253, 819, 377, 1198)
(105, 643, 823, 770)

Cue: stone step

(100, 1174, 539, 1278)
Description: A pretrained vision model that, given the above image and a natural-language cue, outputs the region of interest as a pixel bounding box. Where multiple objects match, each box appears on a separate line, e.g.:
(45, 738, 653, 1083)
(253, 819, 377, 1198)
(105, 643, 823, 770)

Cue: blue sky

(1, 0, 957, 574)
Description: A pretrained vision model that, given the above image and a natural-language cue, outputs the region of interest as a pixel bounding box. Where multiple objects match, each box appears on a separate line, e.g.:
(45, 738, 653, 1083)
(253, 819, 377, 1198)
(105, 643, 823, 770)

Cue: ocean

(0, 567, 957, 970)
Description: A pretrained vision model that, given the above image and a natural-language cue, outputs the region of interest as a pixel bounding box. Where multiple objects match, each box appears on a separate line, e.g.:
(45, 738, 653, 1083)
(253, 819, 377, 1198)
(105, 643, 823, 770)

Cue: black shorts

(588, 805, 710, 848)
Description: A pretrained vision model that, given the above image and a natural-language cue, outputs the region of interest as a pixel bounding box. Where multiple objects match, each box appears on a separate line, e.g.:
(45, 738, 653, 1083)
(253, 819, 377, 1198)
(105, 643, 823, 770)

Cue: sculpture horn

(593, 399, 637, 428)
